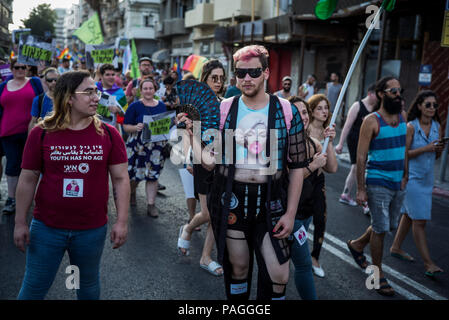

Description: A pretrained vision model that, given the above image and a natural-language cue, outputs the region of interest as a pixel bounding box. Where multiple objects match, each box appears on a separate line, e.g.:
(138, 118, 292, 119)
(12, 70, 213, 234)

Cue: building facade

(54, 8, 67, 49)
(0, 0, 13, 59)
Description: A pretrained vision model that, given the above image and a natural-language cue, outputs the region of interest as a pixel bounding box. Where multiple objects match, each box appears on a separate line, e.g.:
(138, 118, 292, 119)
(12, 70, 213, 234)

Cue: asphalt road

(0, 156, 448, 300)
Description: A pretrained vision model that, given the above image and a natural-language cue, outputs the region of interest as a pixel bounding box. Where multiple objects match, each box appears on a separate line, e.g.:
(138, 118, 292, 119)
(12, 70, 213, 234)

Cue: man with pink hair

(177, 44, 307, 300)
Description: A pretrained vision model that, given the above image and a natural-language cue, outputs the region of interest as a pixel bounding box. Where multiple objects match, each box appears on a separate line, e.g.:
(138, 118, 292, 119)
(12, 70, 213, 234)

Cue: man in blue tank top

(346, 76, 408, 297)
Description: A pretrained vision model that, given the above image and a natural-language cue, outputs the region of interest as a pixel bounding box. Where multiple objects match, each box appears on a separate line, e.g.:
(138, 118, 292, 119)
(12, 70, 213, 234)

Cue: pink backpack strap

(277, 96, 293, 132)
(219, 96, 236, 130)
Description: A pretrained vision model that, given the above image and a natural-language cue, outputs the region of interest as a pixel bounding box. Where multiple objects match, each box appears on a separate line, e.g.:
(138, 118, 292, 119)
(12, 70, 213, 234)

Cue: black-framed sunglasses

(46, 78, 58, 83)
(210, 75, 225, 83)
(384, 87, 404, 95)
(13, 66, 27, 70)
(424, 102, 438, 109)
(235, 68, 263, 79)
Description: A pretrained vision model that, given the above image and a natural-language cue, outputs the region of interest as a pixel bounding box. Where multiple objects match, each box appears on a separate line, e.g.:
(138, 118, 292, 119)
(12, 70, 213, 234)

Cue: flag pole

(322, 4, 385, 153)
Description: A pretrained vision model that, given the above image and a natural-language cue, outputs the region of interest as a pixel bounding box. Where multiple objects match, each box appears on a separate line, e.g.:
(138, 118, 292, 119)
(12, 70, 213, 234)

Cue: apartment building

(0, 0, 13, 58)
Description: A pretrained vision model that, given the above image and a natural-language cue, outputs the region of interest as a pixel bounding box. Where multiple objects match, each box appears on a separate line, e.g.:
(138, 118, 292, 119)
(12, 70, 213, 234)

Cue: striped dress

(366, 112, 407, 191)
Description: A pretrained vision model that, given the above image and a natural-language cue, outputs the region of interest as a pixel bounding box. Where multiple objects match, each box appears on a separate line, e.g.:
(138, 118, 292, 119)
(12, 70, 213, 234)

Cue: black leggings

(222, 181, 291, 301)
(311, 173, 327, 261)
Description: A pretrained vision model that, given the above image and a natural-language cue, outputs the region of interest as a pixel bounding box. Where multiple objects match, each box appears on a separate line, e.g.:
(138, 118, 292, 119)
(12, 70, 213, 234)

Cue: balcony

(156, 18, 188, 38)
(185, 3, 217, 28)
(214, 0, 260, 21)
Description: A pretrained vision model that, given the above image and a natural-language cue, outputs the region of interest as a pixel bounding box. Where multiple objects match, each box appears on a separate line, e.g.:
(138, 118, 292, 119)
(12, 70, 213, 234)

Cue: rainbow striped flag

(182, 54, 208, 79)
(57, 48, 69, 60)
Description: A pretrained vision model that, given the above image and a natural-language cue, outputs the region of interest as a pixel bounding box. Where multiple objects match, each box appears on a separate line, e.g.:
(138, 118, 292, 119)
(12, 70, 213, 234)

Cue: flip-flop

(376, 278, 395, 297)
(200, 261, 223, 277)
(347, 240, 368, 269)
(177, 225, 190, 256)
(425, 270, 443, 278)
(390, 252, 415, 262)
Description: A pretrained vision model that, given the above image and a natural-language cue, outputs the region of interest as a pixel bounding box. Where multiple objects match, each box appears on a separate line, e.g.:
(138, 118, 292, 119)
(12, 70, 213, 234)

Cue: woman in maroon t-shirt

(13, 71, 130, 300)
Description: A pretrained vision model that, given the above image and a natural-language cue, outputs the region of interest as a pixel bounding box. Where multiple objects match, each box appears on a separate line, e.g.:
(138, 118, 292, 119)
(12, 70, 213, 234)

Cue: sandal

(347, 240, 368, 269)
(200, 261, 223, 276)
(376, 278, 395, 296)
(177, 225, 190, 256)
(390, 251, 415, 262)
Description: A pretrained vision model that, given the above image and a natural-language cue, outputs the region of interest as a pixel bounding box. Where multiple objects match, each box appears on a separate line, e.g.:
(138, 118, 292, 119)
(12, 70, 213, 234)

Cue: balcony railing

(185, 2, 217, 28)
(156, 18, 188, 38)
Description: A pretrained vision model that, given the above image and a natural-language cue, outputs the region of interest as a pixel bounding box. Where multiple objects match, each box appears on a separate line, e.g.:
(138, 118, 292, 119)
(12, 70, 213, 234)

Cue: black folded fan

(175, 80, 220, 137)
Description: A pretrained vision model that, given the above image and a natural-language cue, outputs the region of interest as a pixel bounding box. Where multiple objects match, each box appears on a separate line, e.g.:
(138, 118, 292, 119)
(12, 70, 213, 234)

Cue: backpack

(219, 95, 293, 131)
(37, 93, 46, 118)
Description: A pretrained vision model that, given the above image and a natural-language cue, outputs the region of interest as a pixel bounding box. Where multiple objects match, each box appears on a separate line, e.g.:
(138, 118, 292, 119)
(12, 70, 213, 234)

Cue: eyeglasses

(210, 75, 225, 83)
(235, 68, 263, 79)
(46, 78, 58, 83)
(13, 66, 27, 70)
(74, 89, 102, 99)
(384, 87, 404, 95)
(424, 102, 438, 109)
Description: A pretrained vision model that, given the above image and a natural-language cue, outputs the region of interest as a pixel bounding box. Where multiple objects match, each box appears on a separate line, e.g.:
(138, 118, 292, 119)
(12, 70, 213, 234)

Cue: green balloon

(315, 0, 338, 20)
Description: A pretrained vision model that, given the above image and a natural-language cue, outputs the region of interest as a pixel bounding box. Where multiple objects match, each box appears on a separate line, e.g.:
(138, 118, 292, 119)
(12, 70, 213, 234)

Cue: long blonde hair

(39, 71, 104, 134)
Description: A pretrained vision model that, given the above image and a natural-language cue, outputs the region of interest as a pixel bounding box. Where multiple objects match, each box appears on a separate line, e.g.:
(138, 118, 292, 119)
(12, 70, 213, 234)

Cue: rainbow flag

(182, 54, 208, 79)
(57, 48, 69, 60)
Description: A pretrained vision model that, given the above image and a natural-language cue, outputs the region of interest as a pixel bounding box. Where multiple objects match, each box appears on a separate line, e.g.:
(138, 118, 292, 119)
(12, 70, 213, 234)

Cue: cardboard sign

(18, 34, 55, 66)
(142, 111, 176, 143)
(85, 44, 115, 68)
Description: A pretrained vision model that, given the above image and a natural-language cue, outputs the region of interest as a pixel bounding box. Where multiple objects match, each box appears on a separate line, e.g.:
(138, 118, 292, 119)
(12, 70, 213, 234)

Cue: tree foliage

(21, 4, 57, 38)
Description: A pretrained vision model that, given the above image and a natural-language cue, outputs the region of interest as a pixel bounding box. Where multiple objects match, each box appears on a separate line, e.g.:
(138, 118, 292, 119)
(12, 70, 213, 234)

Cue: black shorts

(347, 135, 358, 165)
(193, 164, 213, 198)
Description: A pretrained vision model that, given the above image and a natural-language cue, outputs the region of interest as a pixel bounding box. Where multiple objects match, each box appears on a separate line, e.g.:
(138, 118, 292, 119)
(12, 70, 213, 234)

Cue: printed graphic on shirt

(63, 179, 84, 198)
(50, 145, 104, 161)
(235, 101, 269, 169)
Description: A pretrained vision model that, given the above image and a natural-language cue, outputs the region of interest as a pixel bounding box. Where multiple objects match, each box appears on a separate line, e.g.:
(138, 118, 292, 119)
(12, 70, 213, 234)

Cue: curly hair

(407, 90, 440, 123)
(307, 94, 332, 128)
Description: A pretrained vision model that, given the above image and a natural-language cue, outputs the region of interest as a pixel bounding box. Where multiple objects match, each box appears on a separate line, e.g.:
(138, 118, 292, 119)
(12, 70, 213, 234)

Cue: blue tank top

(366, 112, 406, 190)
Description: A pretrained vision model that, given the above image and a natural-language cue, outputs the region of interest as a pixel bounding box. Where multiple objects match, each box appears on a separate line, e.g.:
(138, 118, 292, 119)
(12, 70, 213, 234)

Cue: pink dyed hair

(233, 45, 269, 69)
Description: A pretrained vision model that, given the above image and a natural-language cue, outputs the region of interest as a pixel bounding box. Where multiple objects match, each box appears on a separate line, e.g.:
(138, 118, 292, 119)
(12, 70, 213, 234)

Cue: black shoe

(158, 183, 166, 191)
(3, 197, 16, 214)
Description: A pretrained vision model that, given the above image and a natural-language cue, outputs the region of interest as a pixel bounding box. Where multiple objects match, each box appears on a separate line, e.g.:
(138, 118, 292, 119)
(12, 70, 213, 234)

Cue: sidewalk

(333, 124, 449, 200)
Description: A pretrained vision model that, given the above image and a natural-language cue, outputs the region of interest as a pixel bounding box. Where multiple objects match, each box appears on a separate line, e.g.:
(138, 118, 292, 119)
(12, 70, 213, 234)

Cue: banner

(73, 12, 104, 45)
(0, 64, 12, 82)
(85, 44, 115, 69)
(18, 34, 55, 67)
(130, 39, 140, 79)
(142, 111, 176, 143)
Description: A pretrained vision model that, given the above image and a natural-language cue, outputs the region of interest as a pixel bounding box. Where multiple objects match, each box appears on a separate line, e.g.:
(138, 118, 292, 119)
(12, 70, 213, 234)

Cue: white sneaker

(312, 265, 325, 278)
(339, 194, 357, 207)
(363, 203, 370, 215)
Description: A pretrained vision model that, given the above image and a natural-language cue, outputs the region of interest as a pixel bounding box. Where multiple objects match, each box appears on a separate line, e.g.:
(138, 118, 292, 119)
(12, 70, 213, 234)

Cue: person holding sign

(96, 64, 128, 131)
(123, 78, 167, 218)
(0, 58, 44, 214)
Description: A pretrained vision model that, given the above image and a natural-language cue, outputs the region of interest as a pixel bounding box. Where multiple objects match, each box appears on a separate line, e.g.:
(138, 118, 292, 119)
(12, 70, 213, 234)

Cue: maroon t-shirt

(22, 122, 128, 230)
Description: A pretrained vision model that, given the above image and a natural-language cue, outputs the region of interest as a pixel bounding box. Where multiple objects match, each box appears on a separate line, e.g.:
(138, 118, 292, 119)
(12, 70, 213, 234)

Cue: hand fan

(175, 80, 220, 136)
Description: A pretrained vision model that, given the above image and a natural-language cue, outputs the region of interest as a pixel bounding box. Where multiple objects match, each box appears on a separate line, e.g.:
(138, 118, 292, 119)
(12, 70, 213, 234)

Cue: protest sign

(142, 111, 176, 143)
(18, 34, 55, 67)
(97, 92, 121, 125)
(85, 44, 115, 69)
(0, 64, 13, 82)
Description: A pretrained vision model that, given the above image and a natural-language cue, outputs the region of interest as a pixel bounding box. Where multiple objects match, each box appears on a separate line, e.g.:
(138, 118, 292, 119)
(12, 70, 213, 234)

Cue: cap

(282, 76, 292, 82)
(139, 57, 153, 65)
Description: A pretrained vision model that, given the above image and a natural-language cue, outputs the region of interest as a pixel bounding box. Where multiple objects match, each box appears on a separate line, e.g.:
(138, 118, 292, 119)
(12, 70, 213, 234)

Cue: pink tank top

(0, 80, 36, 137)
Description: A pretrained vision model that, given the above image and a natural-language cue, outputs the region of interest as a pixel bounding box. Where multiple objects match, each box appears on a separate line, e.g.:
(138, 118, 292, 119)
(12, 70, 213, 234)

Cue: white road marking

(307, 225, 447, 300)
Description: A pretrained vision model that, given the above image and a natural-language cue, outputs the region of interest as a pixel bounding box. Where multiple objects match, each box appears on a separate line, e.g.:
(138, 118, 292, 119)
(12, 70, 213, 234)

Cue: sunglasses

(424, 102, 438, 109)
(384, 87, 404, 95)
(235, 68, 263, 79)
(13, 66, 27, 70)
(210, 75, 225, 83)
(46, 78, 58, 83)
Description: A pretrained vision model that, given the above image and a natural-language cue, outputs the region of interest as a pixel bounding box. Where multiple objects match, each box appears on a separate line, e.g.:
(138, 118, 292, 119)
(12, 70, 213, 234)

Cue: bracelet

(306, 165, 313, 174)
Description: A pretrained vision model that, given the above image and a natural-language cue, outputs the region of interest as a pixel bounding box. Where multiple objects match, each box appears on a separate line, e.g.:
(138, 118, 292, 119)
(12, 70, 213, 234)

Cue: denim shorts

(367, 184, 405, 234)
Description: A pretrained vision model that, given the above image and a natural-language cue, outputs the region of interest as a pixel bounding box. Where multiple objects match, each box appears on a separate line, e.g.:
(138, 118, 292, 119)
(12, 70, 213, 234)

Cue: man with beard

(176, 45, 307, 300)
(347, 76, 408, 297)
(275, 76, 292, 99)
(125, 57, 154, 104)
